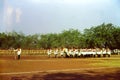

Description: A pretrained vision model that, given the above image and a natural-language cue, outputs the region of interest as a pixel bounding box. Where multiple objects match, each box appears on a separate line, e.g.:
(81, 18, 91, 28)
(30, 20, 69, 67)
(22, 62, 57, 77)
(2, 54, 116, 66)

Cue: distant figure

(54, 48, 58, 58)
(47, 48, 52, 58)
(14, 47, 22, 60)
(60, 48, 64, 57)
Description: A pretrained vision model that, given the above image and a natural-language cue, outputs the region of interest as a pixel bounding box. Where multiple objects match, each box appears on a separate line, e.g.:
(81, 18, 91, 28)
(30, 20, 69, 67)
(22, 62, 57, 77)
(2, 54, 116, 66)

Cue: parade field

(0, 55, 120, 80)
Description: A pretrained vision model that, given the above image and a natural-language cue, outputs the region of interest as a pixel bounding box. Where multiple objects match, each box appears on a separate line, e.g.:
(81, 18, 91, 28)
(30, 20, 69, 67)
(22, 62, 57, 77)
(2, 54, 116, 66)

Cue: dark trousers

(18, 55, 20, 60)
(48, 54, 50, 58)
(55, 54, 57, 58)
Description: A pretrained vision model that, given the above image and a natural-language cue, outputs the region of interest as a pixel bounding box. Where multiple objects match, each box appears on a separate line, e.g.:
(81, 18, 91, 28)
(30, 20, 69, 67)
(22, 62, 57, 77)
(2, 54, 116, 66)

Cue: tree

(60, 29, 82, 48)
(0, 23, 119, 49)
(112, 27, 120, 49)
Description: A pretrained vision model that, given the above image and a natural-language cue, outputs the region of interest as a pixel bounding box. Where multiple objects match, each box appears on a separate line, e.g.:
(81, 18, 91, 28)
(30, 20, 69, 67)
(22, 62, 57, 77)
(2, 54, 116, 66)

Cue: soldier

(68, 49, 72, 57)
(78, 49, 81, 57)
(54, 48, 58, 58)
(63, 48, 69, 58)
(60, 48, 64, 57)
(74, 49, 78, 58)
(47, 48, 52, 58)
(106, 48, 111, 57)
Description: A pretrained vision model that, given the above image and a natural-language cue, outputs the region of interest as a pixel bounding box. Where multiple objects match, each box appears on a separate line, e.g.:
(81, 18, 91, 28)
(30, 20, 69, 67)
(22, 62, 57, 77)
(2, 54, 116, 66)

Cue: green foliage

(60, 29, 81, 48)
(0, 23, 120, 49)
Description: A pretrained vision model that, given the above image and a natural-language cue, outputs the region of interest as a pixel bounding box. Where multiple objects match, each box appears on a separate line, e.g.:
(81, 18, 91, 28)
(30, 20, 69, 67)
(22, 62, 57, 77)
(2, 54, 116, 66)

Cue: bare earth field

(0, 55, 120, 80)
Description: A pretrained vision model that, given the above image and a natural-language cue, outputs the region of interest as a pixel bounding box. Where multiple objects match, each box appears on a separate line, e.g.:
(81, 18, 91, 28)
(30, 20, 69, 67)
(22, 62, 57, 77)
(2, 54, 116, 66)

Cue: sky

(0, 0, 120, 35)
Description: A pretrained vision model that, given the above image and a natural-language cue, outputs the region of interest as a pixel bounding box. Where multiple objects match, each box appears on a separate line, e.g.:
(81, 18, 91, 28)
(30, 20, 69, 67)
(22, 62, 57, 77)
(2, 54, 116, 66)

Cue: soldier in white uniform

(54, 48, 58, 58)
(74, 49, 79, 58)
(106, 48, 111, 57)
(68, 49, 72, 57)
(63, 48, 69, 58)
(47, 48, 52, 58)
(60, 48, 64, 57)
(78, 49, 81, 57)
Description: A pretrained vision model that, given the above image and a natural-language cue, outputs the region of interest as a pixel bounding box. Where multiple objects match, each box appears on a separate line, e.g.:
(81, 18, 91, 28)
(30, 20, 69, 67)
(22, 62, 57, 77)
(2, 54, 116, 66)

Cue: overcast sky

(0, 0, 120, 35)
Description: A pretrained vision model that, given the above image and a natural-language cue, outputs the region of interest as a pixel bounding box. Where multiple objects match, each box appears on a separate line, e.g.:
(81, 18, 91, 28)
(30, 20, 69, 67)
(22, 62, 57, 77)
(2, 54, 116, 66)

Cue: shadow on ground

(8, 70, 120, 80)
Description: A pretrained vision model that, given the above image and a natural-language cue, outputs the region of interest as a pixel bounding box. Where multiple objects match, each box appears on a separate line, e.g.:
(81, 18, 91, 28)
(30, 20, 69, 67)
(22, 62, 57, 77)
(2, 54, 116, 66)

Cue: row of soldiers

(47, 48, 111, 58)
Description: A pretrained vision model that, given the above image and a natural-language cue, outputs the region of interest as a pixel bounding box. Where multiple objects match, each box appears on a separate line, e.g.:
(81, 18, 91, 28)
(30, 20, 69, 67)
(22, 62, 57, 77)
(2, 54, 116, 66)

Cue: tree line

(0, 23, 120, 50)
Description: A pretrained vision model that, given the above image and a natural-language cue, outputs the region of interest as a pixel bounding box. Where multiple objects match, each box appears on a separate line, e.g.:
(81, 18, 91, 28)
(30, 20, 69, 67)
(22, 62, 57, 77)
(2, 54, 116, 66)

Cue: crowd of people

(47, 48, 111, 58)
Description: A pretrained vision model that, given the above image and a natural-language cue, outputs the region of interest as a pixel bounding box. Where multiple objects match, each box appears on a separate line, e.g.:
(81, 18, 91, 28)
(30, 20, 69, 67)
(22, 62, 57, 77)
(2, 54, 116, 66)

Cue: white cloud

(3, 0, 14, 32)
(16, 8, 22, 23)
(3, 0, 22, 32)
(6, 6, 13, 26)
(3, 4, 14, 32)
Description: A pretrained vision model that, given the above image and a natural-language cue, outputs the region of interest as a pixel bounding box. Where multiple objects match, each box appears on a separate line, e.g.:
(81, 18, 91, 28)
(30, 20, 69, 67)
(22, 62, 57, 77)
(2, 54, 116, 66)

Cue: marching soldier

(47, 48, 52, 58)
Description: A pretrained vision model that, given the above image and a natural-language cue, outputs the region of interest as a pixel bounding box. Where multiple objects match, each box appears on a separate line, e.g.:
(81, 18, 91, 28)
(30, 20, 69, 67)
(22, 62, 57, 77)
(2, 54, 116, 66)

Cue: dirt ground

(0, 55, 120, 80)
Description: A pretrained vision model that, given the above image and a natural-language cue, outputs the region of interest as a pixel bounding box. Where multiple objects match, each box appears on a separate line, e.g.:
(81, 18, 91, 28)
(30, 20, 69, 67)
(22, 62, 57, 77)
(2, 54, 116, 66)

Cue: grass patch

(91, 58, 120, 67)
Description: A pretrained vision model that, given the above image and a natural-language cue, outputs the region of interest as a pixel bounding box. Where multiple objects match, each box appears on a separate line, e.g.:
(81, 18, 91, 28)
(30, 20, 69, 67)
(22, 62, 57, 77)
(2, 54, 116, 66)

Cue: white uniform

(17, 49, 21, 55)
(47, 49, 52, 58)
(69, 49, 72, 56)
(14, 48, 21, 60)
(14, 48, 21, 55)
(54, 49, 58, 58)
(60, 50, 64, 56)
